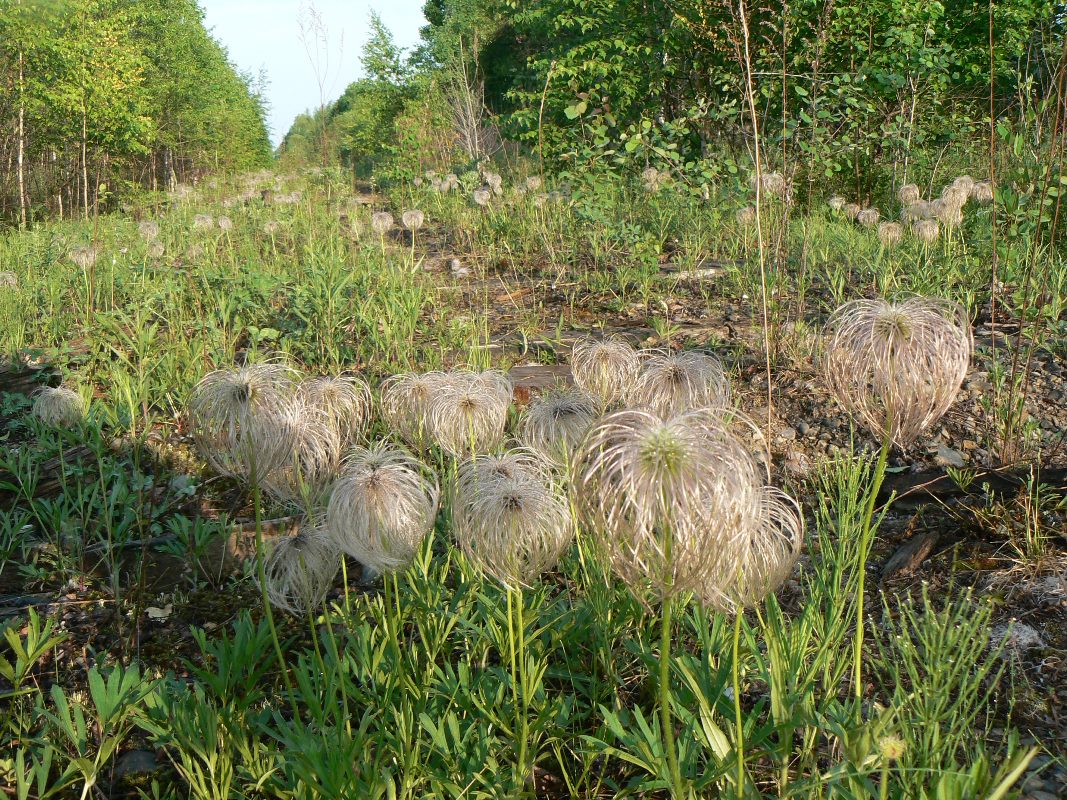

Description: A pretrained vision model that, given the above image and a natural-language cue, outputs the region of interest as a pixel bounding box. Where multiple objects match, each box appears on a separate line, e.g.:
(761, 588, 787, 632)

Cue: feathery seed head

(188, 364, 300, 482)
(0, 271, 17, 288)
(628, 349, 731, 417)
(525, 176, 543, 191)
(828, 195, 847, 211)
(371, 212, 395, 234)
(898, 184, 921, 205)
(571, 335, 640, 408)
(912, 219, 940, 243)
(138, 220, 160, 241)
(856, 208, 880, 227)
(971, 180, 994, 204)
(843, 203, 862, 221)
(327, 442, 439, 574)
(751, 171, 787, 197)
(822, 296, 972, 446)
(736, 206, 757, 226)
(472, 188, 492, 207)
(32, 386, 86, 426)
(217, 216, 234, 231)
(295, 375, 372, 448)
(147, 242, 165, 259)
(571, 409, 763, 601)
(952, 175, 975, 195)
(518, 387, 599, 467)
(451, 449, 574, 587)
(264, 525, 340, 614)
(426, 370, 513, 457)
(69, 246, 98, 270)
(380, 371, 447, 449)
(192, 214, 214, 230)
(402, 209, 425, 230)
(877, 221, 903, 247)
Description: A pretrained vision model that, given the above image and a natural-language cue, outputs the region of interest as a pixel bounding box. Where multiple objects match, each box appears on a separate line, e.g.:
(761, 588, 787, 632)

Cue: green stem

(733, 610, 745, 799)
(252, 475, 294, 698)
(659, 594, 683, 798)
(879, 760, 889, 800)
(515, 588, 529, 791)
(854, 433, 891, 702)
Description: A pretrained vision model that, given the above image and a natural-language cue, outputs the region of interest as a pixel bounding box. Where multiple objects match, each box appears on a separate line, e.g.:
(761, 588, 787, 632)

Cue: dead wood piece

(880, 531, 940, 583)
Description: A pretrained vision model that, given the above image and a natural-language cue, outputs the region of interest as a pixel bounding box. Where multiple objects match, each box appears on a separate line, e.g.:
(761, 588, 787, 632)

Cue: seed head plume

(518, 387, 599, 467)
(139, 220, 160, 241)
(371, 212, 395, 235)
(450, 449, 574, 587)
(264, 523, 340, 615)
(426, 370, 513, 457)
(69, 246, 98, 270)
(187, 363, 300, 483)
(192, 214, 214, 231)
(702, 487, 804, 612)
(751, 171, 787, 198)
(525, 176, 543, 191)
(843, 203, 862, 221)
(380, 371, 447, 449)
(877, 222, 903, 248)
(952, 175, 975, 196)
(217, 216, 234, 231)
(327, 442, 439, 574)
(402, 210, 425, 231)
(629, 349, 731, 418)
(296, 375, 372, 448)
(571, 335, 639, 408)
(856, 208, 880, 227)
(472, 188, 492, 207)
(822, 297, 972, 446)
(32, 386, 86, 426)
(828, 195, 847, 212)
(898, 184, 921, 205)
(261, 404, 344, 507)
(971, 181, 994, 204)
(736, 206, 757, 226)
(902, 202, 929, 223)
(912, 219, 940, 243)
(571, 409, 763, 601)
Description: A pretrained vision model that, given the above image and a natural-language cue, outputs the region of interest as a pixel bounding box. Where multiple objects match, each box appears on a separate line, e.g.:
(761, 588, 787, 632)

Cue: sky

(201, 1, 427, 147)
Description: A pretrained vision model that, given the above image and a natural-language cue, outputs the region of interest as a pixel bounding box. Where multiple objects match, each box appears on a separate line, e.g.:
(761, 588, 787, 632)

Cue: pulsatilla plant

(187, 364, 300, 484)
(379, 371, 446, 450)
(822, 297, 972, 448)
(32, 386, 86, 427)
(517, 387, 599, 468)
(450, 449, 574, 588)
(263, 522, 340, 615)
(570, 335, 639, 408)
(327, 443, 439, 575)
(426, 370, 513, 457)
(628, 349, 731, 418)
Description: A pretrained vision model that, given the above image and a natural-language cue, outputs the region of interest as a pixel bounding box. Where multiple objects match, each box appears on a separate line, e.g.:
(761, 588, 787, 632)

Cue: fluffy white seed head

(912, 219, 940, 243)
(188, 364, 300, 482)
(217, 216, 233, 231)
(898, 184, 921, 205)
(192, 214, 214, 230)
(261, 405, 344, 507)
(843, 202, 862, 221)
(380, 371, 447, 449)
(472, 188, 492, 207)
(0, 271, 17, 288)
(327, 443, 439, 574)
(525, 176, 543, 191)
(828, 195, 847, 212)
(518, 387, 599, 467)
(971, 180, 994, 204)
(571, 409, 764, 601)
(952, 175, 975, 195)
(628, 349, 731, 418)
(877, 221, 903, 248)
(736, 206, 757, 226)
(371, 212, 395, 234)
(69, 246, 98, 270)
(402, 210, 425, 231)
(32, 386, 86, 426)
(856, 208, 880, 227)
(138, 220, 160, 241)
(450, 449, 574, 587)
(264, 524, 340, 615)
(751, 171, 787, 197)
(296, 375, 372, 448)
(426, 370, 513, 457)
(571, 335, 640, 408)
(822, 297, 972, 446)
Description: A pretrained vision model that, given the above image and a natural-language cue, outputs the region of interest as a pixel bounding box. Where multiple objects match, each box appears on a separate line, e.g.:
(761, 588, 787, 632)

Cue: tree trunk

(81, 101, 89, 220)
(17, 46, 28, 229)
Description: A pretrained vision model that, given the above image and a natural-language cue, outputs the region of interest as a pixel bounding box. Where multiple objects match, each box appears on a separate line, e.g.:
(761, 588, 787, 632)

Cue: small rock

(113, 750, 161, 781)
(990, 622, 1046, 653)
(777, 426, 797, 442)
(796, 421, 810, 437)
(934, 444, 966, 468)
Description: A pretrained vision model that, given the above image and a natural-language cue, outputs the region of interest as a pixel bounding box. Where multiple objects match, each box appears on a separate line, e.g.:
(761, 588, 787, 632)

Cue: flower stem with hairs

(854, 428, 891, 702)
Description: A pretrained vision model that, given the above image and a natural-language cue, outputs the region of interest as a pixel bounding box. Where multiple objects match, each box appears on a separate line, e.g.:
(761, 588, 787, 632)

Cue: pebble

(796, 421, 810, 436)
(935, 444, 966, 468)
(777, 426, 797, 441)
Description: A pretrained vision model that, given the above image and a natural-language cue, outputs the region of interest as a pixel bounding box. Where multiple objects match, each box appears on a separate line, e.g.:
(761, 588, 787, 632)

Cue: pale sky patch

(201, 0, 427, 147)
